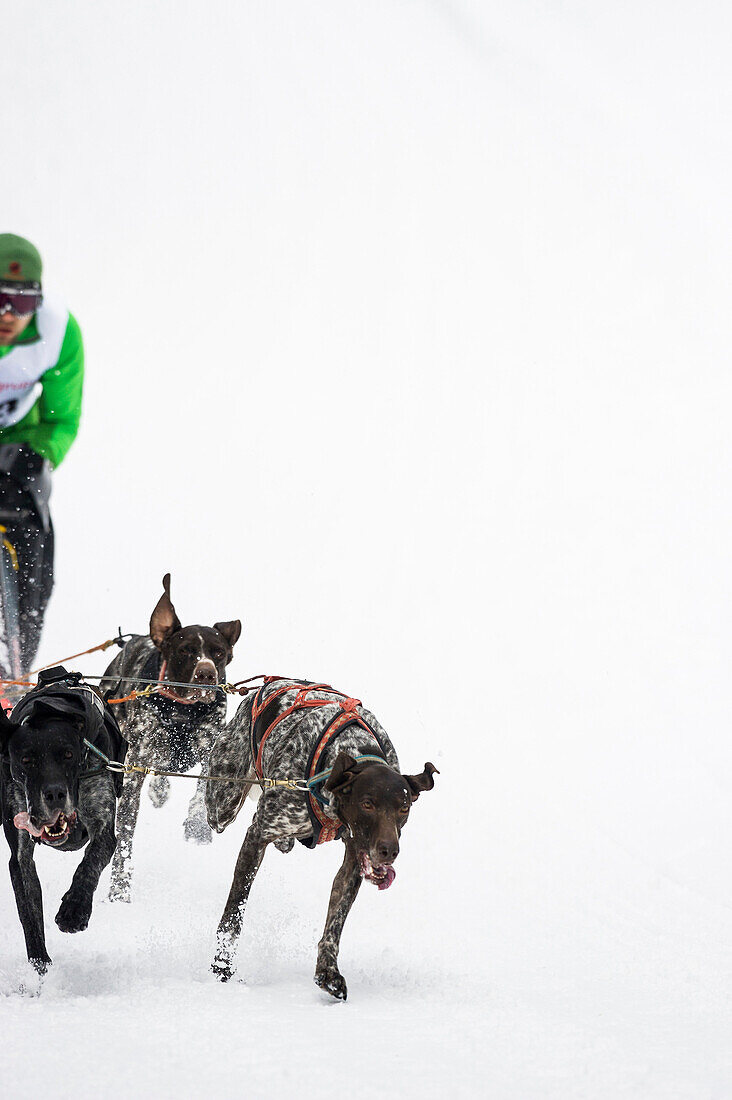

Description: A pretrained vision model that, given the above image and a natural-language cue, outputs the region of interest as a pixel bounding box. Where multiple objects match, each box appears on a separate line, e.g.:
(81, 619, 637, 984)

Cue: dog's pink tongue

(378, 866, 396, 891)
(14, 812, 44, 838)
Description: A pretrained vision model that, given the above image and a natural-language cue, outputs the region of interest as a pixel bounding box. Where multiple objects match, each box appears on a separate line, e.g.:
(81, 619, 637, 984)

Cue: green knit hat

(0, 234, 42, 285)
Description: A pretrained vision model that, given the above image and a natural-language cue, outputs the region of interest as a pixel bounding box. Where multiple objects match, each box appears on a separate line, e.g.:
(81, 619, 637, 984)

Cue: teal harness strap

(82, 738, 114, 766)
(79, 739, 113, 780)
(83, 738, 110, 762)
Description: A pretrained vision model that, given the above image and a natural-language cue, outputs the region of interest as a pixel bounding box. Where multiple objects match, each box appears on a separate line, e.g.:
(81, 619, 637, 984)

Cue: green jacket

(0, 312, 84, 468)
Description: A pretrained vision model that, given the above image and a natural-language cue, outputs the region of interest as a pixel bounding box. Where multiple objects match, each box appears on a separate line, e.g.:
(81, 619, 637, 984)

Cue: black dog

(0, 667, 127, 973)
(205, 677, 437, 1000)
(101, 574, 240, 902)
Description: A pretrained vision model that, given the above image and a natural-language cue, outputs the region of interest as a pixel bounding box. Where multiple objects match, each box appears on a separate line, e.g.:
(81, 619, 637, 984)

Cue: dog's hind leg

(211, 813, 268, 981)
(185, 721, 216, 844)
(148, 775, 170, 808)
(5, 827, 51, 973)
(315, 839, 362, 1001)
(109, 770, 145, 903)
(184, 774, 212, 845)
(205, 694, 255, 835)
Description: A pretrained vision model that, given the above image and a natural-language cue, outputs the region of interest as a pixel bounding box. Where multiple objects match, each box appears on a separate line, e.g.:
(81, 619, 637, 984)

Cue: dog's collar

(8, 670, 128, 798)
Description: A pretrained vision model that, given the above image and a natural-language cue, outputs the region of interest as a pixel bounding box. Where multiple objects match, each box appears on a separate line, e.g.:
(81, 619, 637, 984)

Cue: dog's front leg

(5, 825, 51, 973)
(315, 839, 362, 1001)
(211, 814, 267, 981)
(109, 769, 145, 903)
(56, 813, 116, 934)
(148, 774, 170, 808)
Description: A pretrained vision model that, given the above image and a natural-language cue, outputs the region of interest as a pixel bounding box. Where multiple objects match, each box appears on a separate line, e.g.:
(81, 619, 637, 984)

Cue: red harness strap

(305, 702, 377, 844)
(253, 680, 349, 777)
(250, 679, 380, 845)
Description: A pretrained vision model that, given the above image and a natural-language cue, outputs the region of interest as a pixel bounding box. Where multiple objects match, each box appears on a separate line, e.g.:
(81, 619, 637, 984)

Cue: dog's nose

(375, 839, 399, 864)
(192, 664, 215, 682)
(193, 664, 217, 686)
(43, 785, 67, 808)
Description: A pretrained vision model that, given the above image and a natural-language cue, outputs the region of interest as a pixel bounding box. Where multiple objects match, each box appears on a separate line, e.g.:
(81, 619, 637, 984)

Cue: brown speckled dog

(101, 575, 240, 903)
(205, 677, 437, 1000)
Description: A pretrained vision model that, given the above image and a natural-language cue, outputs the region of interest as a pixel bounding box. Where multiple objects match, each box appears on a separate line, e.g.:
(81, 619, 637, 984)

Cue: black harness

(11, 666, 128, 797)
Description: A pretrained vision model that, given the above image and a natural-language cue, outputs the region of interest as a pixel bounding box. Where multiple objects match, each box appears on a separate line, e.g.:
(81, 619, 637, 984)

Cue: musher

(0, 233, 83, 676)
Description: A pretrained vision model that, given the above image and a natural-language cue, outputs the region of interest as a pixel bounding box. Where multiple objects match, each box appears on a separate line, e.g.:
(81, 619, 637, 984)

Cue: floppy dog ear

(150, 573, 182, 648)
(0, 703, 15, 754)
(324, 752, 359, 796)
(214, 619, 242, 655)
(402, 762, 439, 802)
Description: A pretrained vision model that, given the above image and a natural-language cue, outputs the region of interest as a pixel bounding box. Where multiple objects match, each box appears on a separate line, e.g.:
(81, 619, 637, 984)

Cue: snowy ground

(5, 2, 732, 1096)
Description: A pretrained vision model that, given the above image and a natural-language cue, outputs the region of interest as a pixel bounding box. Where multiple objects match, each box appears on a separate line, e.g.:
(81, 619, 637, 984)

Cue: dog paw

(184, 817, 212, 845)
(315, 966, 348, 1001)
(55, 894, 92, 934)
(148, 775, 171, 808)
(30, 955, 51, 976)
(211, 957, 234, 982)
(274, 838, 295, 854)
(108, 880, 132, 904)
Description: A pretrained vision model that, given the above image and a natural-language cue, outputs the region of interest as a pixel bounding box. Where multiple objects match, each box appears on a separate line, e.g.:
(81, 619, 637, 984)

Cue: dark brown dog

(206, 678, 437, 1000)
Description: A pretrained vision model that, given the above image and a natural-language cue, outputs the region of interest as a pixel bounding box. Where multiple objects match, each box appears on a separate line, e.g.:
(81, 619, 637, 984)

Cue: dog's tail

(205, 695, 255, 833)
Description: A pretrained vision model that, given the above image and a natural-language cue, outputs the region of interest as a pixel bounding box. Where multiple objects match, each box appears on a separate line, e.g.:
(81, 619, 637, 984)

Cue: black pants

(0, 475, 54, 676)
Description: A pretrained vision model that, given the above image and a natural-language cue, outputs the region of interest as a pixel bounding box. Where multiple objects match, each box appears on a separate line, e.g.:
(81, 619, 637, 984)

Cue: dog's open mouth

(190, 686, 216, 703)
(14, 810, 77, 845)
(160, 684, 217, 704)
(359, 852, 396, 891)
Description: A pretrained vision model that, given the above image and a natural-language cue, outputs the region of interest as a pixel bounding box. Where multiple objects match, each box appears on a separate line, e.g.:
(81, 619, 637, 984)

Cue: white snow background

(3, 1, 732, 1096)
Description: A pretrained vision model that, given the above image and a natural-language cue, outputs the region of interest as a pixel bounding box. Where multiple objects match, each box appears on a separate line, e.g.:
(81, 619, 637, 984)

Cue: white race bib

(0, 297, 68, 428)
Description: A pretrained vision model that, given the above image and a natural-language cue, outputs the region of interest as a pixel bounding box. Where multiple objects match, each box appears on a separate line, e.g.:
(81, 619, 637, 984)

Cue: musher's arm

(0, 314, 84, 468)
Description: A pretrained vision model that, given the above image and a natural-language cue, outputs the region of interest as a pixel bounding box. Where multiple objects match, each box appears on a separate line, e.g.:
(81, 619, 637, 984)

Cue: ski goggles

(0, 284, 43, 317)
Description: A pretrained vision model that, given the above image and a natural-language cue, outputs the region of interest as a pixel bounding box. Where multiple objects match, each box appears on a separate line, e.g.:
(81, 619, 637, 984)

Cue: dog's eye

(21, 756, 32, 766)
(399, 805, 409, 815)
(64, 749, 73, 759)
(360, 799, 374, 812)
